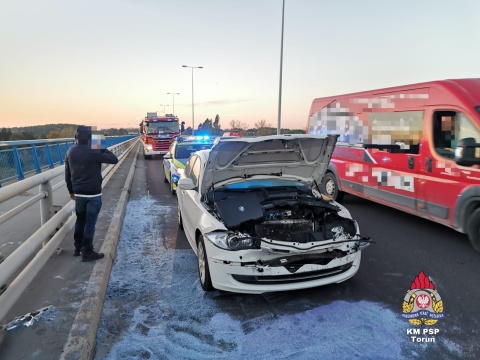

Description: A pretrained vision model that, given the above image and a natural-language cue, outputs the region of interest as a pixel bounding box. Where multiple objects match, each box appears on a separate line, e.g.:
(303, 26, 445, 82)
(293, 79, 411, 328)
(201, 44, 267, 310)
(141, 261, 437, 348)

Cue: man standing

(65, 126, 118, 262)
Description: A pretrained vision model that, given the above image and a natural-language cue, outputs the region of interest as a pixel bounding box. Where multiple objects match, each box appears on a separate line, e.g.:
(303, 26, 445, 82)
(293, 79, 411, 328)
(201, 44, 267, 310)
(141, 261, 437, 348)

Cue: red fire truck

(140, 113, 181, 159)
(307, 79, 480, 251)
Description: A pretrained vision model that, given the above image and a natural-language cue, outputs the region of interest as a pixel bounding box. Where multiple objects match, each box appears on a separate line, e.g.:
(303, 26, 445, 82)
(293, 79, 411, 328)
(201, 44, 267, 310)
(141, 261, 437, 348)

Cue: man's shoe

(73, 249, 81, 257)
(81, 251, 105, 262)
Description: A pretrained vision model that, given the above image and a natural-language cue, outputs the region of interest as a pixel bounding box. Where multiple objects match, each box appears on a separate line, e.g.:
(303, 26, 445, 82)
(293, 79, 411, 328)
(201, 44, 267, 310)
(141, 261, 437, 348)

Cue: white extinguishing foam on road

(5, 306, 52, 330)
(95, 196, 464, 360)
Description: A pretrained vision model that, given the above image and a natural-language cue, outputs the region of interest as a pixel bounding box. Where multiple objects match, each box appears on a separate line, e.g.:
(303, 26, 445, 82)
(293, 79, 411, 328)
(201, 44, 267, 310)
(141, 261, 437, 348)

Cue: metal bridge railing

(0, 136, 138, 187)
(0, 136, 139, 324)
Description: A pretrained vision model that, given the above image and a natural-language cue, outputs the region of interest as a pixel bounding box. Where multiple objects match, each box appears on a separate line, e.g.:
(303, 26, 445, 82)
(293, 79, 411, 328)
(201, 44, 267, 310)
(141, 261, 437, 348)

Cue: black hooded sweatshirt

(65, 143, 118, 196)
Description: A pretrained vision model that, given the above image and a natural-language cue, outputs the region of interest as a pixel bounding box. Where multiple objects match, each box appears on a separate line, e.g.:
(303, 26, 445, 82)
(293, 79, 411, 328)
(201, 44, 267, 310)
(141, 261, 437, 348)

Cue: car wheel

(144, 154, 151, 160)
(197, 235, 214, 292)
(163, 169, 168, 183)
(177, 206, 183, 229)
(467, 208, 480, 252)
(170, 177, 176, 194)
(322, 172, 344, 202)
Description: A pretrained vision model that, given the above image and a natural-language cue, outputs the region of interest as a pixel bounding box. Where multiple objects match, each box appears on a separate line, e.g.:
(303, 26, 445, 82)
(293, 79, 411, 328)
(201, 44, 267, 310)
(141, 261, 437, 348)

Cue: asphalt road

(95, 155, 480, 360)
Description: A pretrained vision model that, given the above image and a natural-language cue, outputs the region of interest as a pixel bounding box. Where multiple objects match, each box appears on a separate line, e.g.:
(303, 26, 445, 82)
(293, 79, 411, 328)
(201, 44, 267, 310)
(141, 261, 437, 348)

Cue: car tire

(467, 208, 480, 252)
(144, 154, 151, 160)
(163, 170, 168, 183)
(197, 235, 214, 292)
(170, 177, 176, 195)
(322, 172, 344, 202)
(178, 206, 183, 229)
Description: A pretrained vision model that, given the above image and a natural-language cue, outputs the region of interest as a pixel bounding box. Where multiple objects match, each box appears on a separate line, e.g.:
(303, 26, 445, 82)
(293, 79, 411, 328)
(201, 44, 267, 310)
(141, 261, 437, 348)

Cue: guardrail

(0, 136, 138, 187)
(0, 137, 139, 324)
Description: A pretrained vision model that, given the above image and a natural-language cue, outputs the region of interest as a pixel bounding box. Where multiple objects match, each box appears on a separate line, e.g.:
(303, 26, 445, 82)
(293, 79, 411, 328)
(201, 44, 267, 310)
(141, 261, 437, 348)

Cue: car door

(178, 155, 202, 244)
(163, 142, 176, 181)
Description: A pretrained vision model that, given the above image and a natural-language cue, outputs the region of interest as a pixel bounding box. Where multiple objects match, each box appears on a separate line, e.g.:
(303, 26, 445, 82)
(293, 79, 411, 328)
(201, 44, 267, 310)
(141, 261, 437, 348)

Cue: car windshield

(146, 121, 179, 134)
(175, 143, 214, 162)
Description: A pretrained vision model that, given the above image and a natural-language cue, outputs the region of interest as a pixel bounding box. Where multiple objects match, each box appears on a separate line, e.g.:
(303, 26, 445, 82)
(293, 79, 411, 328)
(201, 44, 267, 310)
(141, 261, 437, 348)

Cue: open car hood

(201, 134, 338, 194)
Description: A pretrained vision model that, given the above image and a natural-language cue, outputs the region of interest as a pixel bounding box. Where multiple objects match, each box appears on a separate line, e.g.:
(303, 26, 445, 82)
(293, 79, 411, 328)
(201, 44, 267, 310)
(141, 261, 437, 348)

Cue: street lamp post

(167, 92, 180, 116)
(182, 65, 203, 136)
(277, 0, 285, 135)
(159, 104, 169, 115)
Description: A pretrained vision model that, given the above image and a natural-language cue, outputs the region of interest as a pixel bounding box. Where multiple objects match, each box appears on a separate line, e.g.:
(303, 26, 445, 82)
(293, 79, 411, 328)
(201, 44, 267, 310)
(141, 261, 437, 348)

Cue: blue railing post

(46, 144, 54, 169)
(13, 147, 25, 180)
(56, 142, 64, 164)
(32, 145, 42, 173)
(0, 136, 132, 185)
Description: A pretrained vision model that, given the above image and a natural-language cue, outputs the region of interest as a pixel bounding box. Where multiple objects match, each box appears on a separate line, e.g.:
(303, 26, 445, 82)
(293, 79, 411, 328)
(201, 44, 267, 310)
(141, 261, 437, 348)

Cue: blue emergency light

(176, 135, 211, 142)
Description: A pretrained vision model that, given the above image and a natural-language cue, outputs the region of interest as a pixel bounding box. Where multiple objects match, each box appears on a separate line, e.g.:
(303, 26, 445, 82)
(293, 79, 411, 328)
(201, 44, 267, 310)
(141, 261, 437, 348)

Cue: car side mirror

(164, 153, 172, 159)
(455, 137, 480, 166)
(178, 177, 196, 190)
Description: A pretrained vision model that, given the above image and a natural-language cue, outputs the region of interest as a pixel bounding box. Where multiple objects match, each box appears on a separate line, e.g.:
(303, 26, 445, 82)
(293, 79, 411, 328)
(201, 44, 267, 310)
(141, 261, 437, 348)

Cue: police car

(163, 136, 214, 194)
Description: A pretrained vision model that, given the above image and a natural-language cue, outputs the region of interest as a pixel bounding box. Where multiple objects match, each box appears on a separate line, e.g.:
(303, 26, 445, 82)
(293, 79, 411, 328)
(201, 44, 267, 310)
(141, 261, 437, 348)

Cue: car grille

(153, 139, 172, 151)
(231, 262, 353, 285)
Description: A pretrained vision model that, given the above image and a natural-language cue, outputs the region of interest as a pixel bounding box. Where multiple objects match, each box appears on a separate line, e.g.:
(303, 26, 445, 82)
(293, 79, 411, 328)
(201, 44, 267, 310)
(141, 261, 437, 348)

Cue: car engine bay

(207, 186, 360, 244)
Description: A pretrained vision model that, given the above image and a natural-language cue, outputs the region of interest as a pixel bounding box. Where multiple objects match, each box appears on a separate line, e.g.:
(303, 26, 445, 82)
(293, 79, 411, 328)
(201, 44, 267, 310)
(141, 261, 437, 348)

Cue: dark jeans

(74, 195, 102, 255)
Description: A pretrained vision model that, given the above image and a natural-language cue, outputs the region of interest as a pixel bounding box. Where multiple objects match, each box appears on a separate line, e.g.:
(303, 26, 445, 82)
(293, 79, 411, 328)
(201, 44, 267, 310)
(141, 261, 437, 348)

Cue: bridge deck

(0, 143, 139, 359)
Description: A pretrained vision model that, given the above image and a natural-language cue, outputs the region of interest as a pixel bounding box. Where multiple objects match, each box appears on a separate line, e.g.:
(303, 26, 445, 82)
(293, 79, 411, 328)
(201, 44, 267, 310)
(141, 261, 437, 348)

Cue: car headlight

(204, 232, 259, 251)
(145, 144, 153, 150)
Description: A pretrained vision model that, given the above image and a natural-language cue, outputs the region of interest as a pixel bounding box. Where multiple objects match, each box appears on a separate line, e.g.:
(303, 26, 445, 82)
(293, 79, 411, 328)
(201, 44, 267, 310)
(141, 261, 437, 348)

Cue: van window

(457, 113, 480, 143)
(310, 106, 423, 152)
(433, 111, 479, 159)
(367, 111, 423, 154)
(309, 101, 366, 144)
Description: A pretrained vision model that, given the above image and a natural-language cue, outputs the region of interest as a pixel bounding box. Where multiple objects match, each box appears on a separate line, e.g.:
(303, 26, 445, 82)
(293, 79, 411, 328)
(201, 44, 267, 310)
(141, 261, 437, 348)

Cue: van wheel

(197, 235, 214, 292)
(467, 208, 480, 252)
(164, 170, 168, 183)
(322, 173, 344, 202)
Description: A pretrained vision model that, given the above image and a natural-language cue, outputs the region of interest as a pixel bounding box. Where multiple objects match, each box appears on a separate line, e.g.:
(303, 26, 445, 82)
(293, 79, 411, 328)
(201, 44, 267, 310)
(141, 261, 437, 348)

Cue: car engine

(208, 188, 358, 243)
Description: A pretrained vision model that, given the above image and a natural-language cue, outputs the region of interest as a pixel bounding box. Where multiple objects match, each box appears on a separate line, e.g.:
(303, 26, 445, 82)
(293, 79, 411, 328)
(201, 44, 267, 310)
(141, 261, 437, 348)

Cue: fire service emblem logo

(402, 271, 444, 325)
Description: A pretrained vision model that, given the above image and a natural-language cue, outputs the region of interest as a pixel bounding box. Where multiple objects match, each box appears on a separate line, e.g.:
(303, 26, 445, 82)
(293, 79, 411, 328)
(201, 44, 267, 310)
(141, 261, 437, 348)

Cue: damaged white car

(177, 134, 371, 294)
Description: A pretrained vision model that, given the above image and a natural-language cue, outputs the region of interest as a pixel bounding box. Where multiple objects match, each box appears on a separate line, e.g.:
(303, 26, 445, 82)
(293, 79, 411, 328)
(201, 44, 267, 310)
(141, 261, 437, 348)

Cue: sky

(1, 0, 479, 131)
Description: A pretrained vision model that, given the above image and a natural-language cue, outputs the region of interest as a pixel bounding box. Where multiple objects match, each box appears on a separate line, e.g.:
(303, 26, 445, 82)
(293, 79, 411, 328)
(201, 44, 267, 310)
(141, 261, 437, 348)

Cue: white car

(176, 134, 371, 294)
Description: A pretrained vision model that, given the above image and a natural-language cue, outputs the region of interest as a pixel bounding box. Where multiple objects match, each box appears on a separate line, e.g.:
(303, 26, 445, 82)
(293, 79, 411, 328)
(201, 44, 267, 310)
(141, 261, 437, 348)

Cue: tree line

(0, 124, 138, 141)
(1, 116, 305, 141)
(189, 114, 305, 136)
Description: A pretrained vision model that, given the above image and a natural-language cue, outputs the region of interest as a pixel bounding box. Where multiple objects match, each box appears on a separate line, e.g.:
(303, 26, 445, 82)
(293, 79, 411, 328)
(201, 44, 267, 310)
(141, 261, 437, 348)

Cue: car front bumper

(204, 241, 362, 294)
(144, 148, 167, 156)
